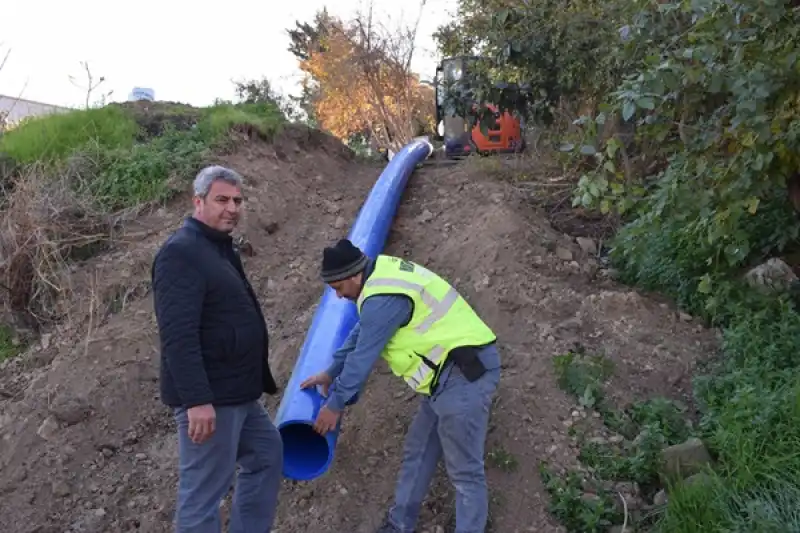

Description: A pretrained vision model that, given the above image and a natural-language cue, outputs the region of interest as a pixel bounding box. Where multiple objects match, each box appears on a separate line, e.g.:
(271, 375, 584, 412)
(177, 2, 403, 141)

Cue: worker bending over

(301, 239, 501, 533)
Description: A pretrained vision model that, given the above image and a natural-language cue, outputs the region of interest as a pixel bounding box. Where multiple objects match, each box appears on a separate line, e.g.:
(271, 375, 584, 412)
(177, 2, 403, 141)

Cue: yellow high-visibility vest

(356, 255, 496, 394)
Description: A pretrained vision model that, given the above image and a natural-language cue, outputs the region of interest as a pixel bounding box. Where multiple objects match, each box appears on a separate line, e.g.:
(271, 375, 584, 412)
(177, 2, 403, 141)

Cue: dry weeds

(465, 132, 620, 241)
(0, 164, 129, 332)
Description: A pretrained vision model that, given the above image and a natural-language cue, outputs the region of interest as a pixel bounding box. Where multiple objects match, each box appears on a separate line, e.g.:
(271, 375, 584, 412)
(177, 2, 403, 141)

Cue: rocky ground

(0, 128, 717, 533)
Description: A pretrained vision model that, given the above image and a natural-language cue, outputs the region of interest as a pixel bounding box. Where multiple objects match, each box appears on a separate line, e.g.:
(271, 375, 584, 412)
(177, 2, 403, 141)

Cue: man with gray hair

(152, 165, 283, 532)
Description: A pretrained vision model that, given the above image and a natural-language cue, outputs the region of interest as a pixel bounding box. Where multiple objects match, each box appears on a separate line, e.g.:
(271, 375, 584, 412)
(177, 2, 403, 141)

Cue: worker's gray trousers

(387, 345, 501, 533)
(172, 400, 283, 533)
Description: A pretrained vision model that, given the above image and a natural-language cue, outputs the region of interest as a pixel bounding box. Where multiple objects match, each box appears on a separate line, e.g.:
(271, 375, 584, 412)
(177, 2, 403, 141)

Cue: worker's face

(193, 180, 243, 233)
(329, 273, 363, 301)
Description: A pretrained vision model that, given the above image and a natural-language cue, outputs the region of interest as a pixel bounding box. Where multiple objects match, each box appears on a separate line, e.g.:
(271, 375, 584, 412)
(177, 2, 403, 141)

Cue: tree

(287, 1, 435, 152)
(231, 76, 310, 123)
(432, 0, 628, 128)
(69, 61, 113, 109)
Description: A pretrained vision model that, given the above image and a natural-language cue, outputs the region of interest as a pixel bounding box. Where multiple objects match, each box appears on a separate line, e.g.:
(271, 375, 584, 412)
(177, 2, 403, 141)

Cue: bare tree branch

(69, 61, 110, 109)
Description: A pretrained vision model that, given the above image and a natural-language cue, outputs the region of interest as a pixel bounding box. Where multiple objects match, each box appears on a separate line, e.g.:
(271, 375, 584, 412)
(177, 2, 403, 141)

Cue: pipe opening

(279, 422, 331, 481)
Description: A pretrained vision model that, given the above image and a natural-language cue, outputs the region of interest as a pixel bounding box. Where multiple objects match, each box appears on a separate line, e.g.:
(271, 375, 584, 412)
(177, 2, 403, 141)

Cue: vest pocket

(386, 352, 417, 376)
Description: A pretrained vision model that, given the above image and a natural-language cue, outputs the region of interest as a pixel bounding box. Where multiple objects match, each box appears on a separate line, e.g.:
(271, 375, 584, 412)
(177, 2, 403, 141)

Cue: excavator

(432, 55, 527, 159)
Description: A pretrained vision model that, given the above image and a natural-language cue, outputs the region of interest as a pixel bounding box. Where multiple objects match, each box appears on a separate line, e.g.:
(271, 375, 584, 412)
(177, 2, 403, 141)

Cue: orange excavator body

(469, 103, 525, 154)
(433, 56, 526, 158)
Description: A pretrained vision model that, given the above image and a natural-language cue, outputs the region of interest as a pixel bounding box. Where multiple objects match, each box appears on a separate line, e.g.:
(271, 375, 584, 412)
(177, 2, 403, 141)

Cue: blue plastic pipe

(275, 138, 434, 481)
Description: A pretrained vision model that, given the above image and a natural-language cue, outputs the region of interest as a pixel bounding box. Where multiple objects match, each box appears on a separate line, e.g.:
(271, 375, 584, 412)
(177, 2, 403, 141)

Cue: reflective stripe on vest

(405, 344, 446, 389)
(357, 278, 459, 334)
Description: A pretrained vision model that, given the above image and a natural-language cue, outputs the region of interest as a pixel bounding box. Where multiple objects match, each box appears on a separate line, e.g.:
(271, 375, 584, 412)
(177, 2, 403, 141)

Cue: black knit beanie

(321, 239, 368, 283)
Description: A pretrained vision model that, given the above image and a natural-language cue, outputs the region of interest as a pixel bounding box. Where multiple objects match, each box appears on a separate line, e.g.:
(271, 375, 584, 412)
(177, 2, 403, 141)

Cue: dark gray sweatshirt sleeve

(152, 246, 214, 407)
(324, 294, 412, 411)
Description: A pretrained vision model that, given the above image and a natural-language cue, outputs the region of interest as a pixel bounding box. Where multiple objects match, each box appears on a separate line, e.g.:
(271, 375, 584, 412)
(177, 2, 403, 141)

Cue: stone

(52, 480, 71, 498)
(581, 492, 601, 503)
(50, 397, 92, 426)
(555, 247, 574, 261)
(40, 333, 52, 350)
(36, 416, 60, 441)
(744, 257, 797, 293)
(323, 200, 341, 215)
(576, 237, 597, 255)
(684, 472, 712, 487)
(661, 437, 712, 479)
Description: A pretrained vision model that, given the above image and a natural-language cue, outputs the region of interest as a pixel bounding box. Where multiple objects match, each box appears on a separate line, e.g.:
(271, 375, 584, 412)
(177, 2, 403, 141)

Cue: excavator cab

(434, 56, 526, 158)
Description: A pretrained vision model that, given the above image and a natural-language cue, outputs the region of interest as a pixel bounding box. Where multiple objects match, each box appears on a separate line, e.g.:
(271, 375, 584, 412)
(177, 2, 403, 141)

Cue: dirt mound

(0, 126, 377, 533)
(269, 163, 717, 533)
(0, 132, 716, 533)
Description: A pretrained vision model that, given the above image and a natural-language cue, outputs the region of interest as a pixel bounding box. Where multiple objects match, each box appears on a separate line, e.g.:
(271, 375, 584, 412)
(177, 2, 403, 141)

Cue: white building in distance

(0, 94, 72, 128)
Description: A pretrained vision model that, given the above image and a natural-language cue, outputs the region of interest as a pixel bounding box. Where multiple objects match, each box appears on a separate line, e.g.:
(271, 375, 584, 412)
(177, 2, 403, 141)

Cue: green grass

(544, 348, 699, 532)
(0, 100, 285, 210)
(84, 126, 211, 209)
(0, 105, 139, 165)
(539, 212, 800, 532)
(487, 446, 519, 472)
(605, 203, 800, 531)
(656, 301, 800, 532)
(198, 102, 284, 142)
(0, 324, 23, 362)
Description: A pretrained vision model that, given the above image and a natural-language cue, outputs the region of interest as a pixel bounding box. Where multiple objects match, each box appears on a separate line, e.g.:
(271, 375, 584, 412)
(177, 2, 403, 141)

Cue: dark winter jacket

(151, 216, 277, 408)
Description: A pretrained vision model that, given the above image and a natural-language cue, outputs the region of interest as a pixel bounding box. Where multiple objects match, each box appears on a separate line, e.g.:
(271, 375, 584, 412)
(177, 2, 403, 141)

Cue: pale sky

(2, 0, 457, 109)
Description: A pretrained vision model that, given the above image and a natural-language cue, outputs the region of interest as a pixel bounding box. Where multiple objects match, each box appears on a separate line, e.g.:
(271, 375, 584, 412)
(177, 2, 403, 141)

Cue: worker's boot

(375, 518, 411, 533)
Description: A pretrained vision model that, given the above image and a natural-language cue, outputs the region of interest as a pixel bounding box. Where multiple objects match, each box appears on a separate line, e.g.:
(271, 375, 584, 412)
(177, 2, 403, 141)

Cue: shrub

(438, 0, 800, 530)
(0, 100, 284, 329)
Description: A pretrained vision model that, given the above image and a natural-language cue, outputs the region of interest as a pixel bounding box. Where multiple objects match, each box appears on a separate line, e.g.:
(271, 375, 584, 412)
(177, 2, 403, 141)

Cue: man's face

(193, 180, 243, 233)
(329, 273, 363, 301)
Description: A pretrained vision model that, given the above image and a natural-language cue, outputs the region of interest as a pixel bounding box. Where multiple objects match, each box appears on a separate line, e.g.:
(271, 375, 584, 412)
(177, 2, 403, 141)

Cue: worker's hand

(187, 404, 216, 444)
(300, 372, 333, 397)
(313, 405, 341, 435)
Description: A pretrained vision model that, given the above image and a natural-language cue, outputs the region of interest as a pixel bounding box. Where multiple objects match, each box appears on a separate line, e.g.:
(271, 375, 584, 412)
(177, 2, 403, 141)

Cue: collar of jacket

(355, 257, 376, 298)
(184, 216, 234, 244)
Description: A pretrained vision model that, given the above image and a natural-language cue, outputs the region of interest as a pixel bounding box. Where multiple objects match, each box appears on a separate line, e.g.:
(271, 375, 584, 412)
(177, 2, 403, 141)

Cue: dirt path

(269, 162, 716, 533)
(0, 133, 715, 533)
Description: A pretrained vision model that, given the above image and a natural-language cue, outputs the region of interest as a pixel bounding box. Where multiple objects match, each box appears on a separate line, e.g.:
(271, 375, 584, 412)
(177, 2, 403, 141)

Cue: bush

(198, 102, 284, 141)
(438, 0, 800, 530)
(82, 127, 211, 210)
(0, 106, 139, 165)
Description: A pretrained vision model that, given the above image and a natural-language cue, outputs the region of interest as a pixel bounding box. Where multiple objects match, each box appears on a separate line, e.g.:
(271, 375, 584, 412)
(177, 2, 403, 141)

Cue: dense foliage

(437, 0, 800, 530)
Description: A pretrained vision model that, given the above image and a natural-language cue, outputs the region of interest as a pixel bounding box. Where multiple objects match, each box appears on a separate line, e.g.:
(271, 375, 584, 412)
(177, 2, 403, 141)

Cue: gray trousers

(173, 400, 283, 533)
(387, 344, 501, 533)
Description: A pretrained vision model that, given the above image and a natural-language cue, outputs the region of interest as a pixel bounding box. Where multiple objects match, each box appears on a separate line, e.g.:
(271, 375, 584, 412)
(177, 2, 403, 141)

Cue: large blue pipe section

(275, 138, 434, 481)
